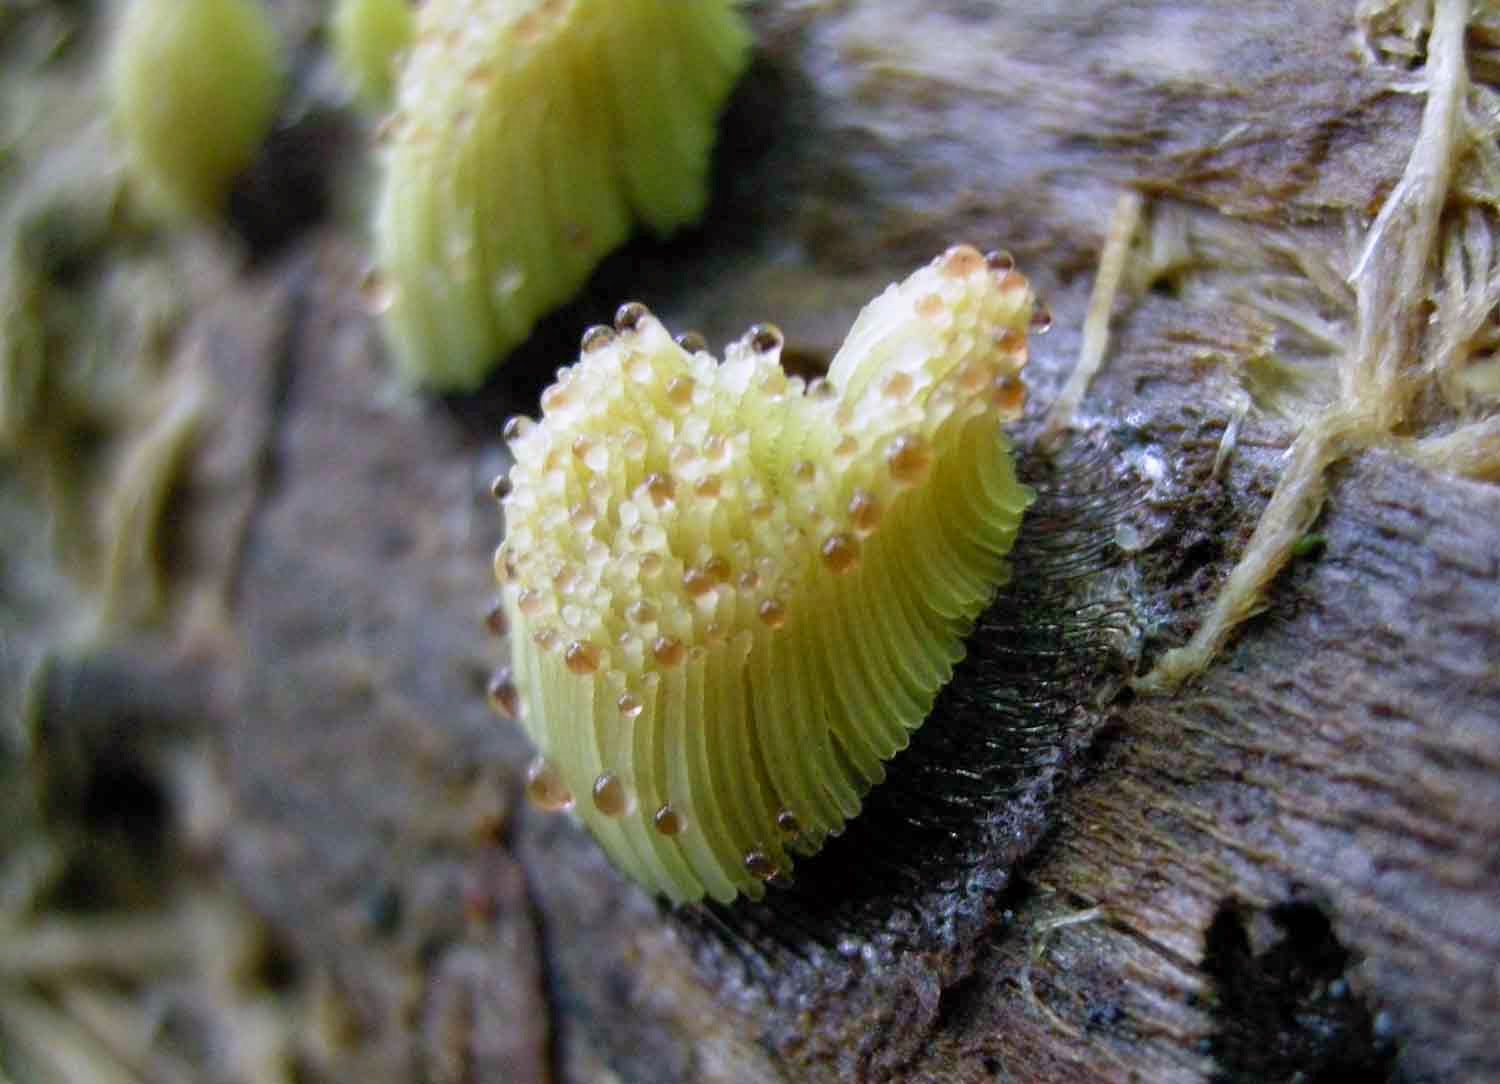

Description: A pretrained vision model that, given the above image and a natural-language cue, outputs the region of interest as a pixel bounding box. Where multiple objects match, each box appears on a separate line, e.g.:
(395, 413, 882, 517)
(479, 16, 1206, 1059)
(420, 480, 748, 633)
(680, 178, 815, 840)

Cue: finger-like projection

(491, 246, 1037, 904)
(374, 0, 751, 389)
(110, 0, 283, 220)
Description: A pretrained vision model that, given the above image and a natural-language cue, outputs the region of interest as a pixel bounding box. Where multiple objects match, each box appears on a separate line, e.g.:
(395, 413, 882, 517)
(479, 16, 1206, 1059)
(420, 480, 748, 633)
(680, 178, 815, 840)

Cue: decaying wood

(4, 2, 1498, 1083)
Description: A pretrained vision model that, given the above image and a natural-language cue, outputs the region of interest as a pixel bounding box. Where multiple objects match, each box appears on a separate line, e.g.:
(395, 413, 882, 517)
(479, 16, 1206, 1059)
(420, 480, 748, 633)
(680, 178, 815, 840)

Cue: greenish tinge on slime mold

(331, 0, 414, 109)
(373, 0, 752, 390)
(110, 0, 284, 221)
(487, 246, 1037, 904)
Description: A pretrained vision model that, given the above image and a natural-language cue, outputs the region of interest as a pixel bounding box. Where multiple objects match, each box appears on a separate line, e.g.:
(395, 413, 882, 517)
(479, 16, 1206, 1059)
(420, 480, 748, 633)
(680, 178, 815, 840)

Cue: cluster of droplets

(484, 245, 1038, 903)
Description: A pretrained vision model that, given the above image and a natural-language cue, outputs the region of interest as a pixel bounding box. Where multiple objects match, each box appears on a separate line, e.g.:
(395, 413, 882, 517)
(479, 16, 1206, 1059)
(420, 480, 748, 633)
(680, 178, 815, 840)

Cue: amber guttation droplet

(939, 244, 985, 278)
(886, 433, 932, 484)
(833, 435, 858, 459)
(493, 543, 517, 584)
(776, 809, 801, 835)
(617, 693, 643, 719)
(490, 474, 513, 501)
(915, 292, 944, 319)
(644, 472, 675, 508)
(757, 599, 787, 629)
(502, 415, 532, 441)
(995, 326, 1028, 362)
(694, 475, 721, 499)
(517, 588, 545, 617)
(674, 330, 708, 353)
(483, 602, 508, 636)
(986, 248, 1015, 271)
(614, 301, 650, 332)
(682, 567, 714, 597)
(1029, 304, 1053, 334)
(665, 375, 695, 409)
(744, 849, 779, 882)
(486, 668, 521, 719)
(592, 772, 628, 817)
(525, 757, 572, 812)
(704, 556, 731, 584)
(808, 377, 835, 400)
(640, 552, 663, 576)
(991, 375, 1027, 417)
(997, 269, 1029, 297)
(957, 360, 993, 395)
(737, 569, 760, 592)
(581, 324, 615, 353)
(564, 640, 601, 675)
(626, 600, 658, 624)
(847, 489, 880, 532)
(540, 383, 570, 413)
(654, 803, 685, 836)
(652, 636, 685, 667)
(820, 532, 861, 575)
(532, 626, 558, 651)
(881, 371, 914, 401)
(748, 323, 783, 354)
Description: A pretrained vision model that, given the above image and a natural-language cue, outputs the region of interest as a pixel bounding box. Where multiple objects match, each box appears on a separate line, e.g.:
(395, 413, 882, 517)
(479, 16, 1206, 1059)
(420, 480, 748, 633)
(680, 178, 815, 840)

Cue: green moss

(110, 0, 283, 220)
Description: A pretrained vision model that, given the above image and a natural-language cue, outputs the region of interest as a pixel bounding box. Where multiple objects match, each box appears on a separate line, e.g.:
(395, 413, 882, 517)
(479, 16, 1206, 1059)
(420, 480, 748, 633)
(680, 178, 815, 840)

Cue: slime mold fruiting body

(110, 0, 283, 219)
(331, 0, 415, 108)
(491, 246, 1037, 904)
(374, 0, 751, 389)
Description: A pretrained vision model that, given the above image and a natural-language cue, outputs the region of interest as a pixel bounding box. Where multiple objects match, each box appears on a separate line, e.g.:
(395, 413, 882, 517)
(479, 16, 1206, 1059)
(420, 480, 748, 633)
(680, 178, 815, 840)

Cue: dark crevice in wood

(1201, 897, 1399, 1084)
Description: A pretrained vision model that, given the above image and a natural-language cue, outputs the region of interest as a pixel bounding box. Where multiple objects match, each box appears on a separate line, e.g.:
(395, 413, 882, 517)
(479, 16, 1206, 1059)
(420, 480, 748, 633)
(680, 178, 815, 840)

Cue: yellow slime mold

(373, 0, 751, 390)
(331, 0, 415, 109)
(490, 246, 1037, 904)
(111, 0, 283, 220)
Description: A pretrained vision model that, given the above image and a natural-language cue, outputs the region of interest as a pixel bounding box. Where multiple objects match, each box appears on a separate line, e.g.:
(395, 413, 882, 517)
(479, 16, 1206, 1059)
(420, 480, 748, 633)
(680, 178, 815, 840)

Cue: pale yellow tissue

(111, 0, 283, 220)
(489, 247, 1037, 904)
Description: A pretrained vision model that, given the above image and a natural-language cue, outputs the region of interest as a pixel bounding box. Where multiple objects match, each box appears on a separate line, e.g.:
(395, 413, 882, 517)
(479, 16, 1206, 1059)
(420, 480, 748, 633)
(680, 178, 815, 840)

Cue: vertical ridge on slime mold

(493, 247, 1038, 904)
